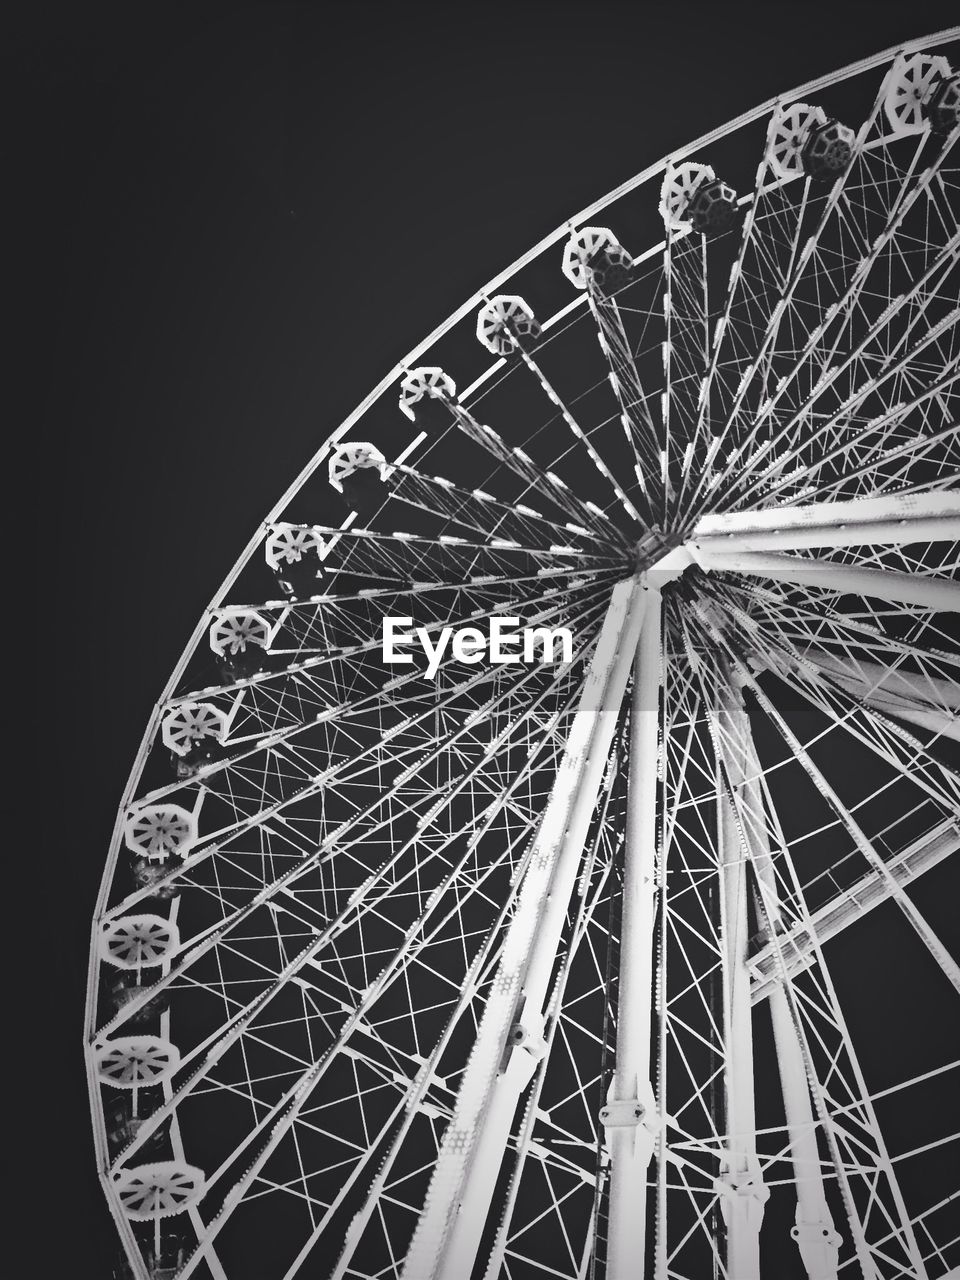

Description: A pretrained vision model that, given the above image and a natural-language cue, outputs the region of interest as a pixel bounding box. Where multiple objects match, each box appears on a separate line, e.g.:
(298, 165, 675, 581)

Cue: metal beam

(715, 687, 767, 1278)
(721, 694, 840, 1279)
(690, 490, 960, 555)
(797, 652, 960, 743)
(802, 654, 960, 713)
(750, 818, 960, 1003)
(401, 575, 649, 1280)
(691, 549, 960, 613)
(767, 980, 843, 1280)
(604, 588, 662, 1280)
(754, 689, 960, 1004)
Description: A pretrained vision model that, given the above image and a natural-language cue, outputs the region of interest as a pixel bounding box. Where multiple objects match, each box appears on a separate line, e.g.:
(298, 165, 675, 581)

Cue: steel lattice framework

(88, 31, 960, 1280)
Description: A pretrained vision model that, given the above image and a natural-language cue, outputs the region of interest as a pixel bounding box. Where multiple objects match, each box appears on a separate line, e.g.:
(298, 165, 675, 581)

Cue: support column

(729, 701, 840, 1280)
(603, 587, 662, 1280)
(768, 986, 842, 1280)
(715, 687, 768, 1279)
(401, 575, 649, 1280)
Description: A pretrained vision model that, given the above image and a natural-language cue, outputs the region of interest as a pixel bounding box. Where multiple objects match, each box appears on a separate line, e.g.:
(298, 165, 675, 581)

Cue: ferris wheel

(87, 31, 960, 1280)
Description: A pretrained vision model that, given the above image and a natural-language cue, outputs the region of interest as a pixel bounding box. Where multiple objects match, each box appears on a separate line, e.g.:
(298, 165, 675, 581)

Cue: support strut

(797, 652, 960, 743)
(690, 490, 960, 555)
(401, 575, 650, 1280)
(692, 549, 960, 613)
(603, 588, 663, 1280)
(715, 684, 769, 1278)
(721, 697, 840, 1279)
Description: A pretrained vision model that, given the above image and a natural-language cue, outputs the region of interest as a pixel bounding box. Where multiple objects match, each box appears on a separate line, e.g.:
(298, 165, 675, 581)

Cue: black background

(20, 1, 959, 1272)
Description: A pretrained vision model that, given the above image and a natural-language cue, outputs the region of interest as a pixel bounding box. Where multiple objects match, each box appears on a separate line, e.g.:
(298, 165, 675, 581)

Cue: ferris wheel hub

(642, 541, 696, 588)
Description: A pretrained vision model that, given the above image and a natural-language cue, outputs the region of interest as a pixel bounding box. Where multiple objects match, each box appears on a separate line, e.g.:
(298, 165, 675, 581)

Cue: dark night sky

(20, 1, 959, 1272)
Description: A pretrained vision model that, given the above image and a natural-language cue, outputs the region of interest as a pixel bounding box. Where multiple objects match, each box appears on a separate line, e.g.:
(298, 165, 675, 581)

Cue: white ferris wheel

(88, 31, 960, 1280)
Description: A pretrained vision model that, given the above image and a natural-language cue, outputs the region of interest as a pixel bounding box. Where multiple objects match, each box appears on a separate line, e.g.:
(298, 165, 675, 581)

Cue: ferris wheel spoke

(748, 279, 960, 497)
(765, 659, 960, 813)
(107, 691, 591, 1060)
(699, 592, 960, 817)
(151, 579, 611, 800)
(737, 355, 959, 511)
(693, 592, 959, 868)
(370, 461, 622, 554)
(712, 575, 960, 675)
(447, 391, 641, 535)
(151, 596, 604, 853)
(175, 571, 614, 748)
(302, 523, 618, 582)
(105, 785, 540, 1111)
(105, 724, 588, 1016)
(265, 529, 617, 612)
(684, 141, 811, 472)
(321, 825, 618, 1280)
(105, 613, 605, 964)
(503, 345, 649, 530)
(732, 299, 959, 510)
(810, 423, 960, 504)
(225, 565, 608, 622)
(757, 399, 960, 509)
(681, 134, 959, 522)
(557, 228, 676, 525)
(741, 728, 959, 1013)
(723, 593, 960, 741)
(712, 266, 960, 513)
(581, 287, 664, 521)
(176, 701, 619, 1280)
(769, 406, 960, 507)
(107, 741, 563, 1185)
(751, 127, 956, 410)
(662, 231, 712, 520)
(183, 566, 608, 712)
(254, 537, 604, 639)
